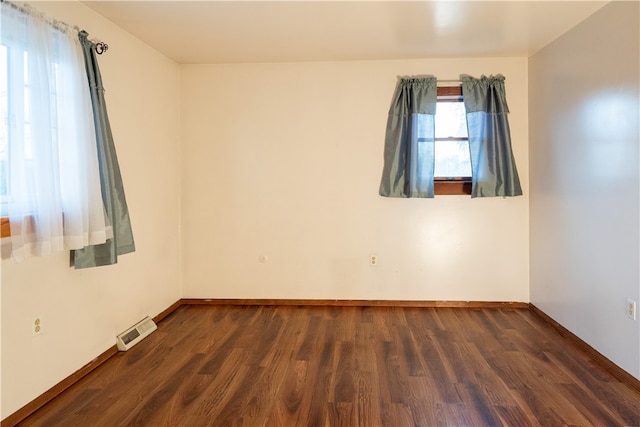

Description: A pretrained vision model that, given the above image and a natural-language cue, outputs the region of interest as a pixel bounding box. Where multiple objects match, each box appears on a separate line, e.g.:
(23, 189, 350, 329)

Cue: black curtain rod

(1, 0, 108, 55)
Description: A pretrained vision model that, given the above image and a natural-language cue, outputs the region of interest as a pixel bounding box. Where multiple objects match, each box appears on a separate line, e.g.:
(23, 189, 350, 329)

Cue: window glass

(435, 100, 472, 178)
(0, 44, 7, 200)
(435, 102, 467, 138)
(434, 140, 472, 178)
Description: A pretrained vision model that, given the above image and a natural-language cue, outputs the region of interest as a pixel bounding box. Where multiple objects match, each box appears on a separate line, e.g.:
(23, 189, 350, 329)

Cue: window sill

(434, 179, 472, 196)
(1, 217, 9, 238)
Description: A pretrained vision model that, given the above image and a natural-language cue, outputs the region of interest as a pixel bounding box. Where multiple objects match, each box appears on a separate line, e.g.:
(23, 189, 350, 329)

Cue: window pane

(435, 140, 472, 178)
(435, 101, 467, 138)
(0, 44, 7, 198)
(23, 51, 29, 84)
(24, 52, 32, 159)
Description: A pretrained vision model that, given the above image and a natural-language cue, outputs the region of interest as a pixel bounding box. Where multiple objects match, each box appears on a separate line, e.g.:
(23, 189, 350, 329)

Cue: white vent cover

(116, 316, 157, 351)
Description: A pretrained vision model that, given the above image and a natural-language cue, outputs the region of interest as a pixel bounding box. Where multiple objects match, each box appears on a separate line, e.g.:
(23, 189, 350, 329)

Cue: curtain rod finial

(95, 42, 108, 55)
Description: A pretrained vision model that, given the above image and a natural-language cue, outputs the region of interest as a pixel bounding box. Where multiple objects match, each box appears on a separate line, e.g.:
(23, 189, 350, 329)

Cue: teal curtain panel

(73, 31, 135, 269)
(461, 75, 523, 198)
(379, 76, 438, 198)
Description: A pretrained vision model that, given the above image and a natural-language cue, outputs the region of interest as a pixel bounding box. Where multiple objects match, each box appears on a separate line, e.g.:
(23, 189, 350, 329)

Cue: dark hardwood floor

(19, 305, 640, 426)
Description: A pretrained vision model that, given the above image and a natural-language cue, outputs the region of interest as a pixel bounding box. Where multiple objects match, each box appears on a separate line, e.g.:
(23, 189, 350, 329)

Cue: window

(1, 32, 37, 236)
(1, 2, 109, 260)
(434, 86, 472, 195)
(1, 46, 38, 219)
(380, 75, 521, 199)
(0, 44, 8, 212)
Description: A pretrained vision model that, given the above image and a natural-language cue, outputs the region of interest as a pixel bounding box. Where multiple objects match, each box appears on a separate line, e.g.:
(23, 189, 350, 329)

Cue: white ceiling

(81, 1, 609, 64)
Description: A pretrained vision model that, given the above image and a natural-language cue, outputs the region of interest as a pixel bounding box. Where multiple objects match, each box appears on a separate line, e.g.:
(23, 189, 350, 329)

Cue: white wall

(1, 1, 182, 417)
(529, 1, 640, 379)
(4, 0, 639, 420)
(181, 58, 529, 302)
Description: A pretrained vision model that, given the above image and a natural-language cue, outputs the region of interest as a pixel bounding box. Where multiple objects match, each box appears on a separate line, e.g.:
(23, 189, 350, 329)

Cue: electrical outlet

(369, 255, 377, 266)
(626, 299, 637, 321)
(32, 316, 43, 336)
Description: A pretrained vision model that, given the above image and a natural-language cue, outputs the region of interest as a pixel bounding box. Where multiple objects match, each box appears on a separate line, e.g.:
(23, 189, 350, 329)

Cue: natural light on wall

(580, 90, 638, 181)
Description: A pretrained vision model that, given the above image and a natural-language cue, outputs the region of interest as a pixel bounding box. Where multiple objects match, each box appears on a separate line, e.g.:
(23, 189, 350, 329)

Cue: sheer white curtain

(1, 2, 107, 261)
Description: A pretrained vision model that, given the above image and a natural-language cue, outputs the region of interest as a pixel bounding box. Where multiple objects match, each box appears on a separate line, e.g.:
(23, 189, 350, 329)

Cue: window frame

(434, 85, 472, 196)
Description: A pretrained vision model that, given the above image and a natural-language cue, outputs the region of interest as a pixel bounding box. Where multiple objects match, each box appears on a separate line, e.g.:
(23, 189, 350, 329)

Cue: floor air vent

(116, 316, 157, 351)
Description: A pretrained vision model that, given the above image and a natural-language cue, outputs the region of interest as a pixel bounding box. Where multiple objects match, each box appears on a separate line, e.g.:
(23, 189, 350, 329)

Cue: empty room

(1, 0, 639, 425)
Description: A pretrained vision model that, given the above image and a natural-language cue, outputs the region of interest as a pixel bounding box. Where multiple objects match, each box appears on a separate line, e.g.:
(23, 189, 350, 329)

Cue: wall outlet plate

(32, 316, 43, 335)
(626, 298, 637, 321)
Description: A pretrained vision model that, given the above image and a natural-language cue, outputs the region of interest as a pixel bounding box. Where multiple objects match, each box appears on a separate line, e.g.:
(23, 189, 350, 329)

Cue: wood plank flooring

(19, 305, 640, 426)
